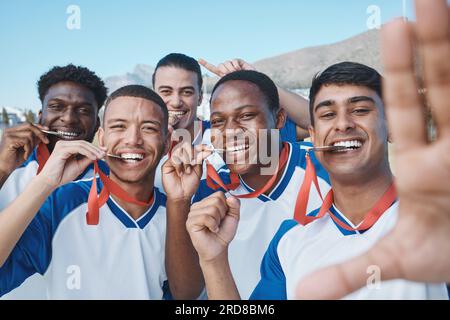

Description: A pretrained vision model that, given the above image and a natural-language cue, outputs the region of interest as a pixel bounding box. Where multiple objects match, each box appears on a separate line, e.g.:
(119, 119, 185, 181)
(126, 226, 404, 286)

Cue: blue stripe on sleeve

(250, 219, 298, 300)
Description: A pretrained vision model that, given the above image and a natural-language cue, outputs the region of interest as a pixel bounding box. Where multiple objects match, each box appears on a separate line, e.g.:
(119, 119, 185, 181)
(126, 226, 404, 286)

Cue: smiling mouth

(117, 153, 145, 163)
(331, 140, 363, 152)
(225, 143, 250, 154)
(168, 110, 188, 124)
(53, 130, 82, 139)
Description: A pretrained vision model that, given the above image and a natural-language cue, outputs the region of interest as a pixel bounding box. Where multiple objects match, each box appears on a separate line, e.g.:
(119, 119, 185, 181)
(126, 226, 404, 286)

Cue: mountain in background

(252, 29, 381, 89)
(104, 29, 381, 93)
(104, 64, 154, 94)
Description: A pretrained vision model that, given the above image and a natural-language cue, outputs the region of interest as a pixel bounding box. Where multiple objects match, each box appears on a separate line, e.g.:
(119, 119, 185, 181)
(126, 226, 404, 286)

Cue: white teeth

(332, 140, 362, 148)
(58, 131, 79, 137)
(168, 111, 187, 116)
(227, 145, 248, 152)
(120, 153, 144, 160)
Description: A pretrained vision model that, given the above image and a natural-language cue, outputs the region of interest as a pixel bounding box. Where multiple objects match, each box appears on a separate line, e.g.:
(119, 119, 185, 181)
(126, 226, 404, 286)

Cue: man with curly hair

(0, 64, 108, 299)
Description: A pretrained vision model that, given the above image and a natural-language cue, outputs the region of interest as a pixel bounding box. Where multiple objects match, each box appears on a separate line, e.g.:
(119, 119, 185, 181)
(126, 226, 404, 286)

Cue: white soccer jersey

(251, 202, 448, 300)
(0, 178, 169, 300)
(0, 146, 109, 300)
(193, 141, 330, 299)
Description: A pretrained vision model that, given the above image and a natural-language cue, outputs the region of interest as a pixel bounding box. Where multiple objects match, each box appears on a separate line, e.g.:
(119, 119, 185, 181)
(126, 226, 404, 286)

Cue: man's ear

(38, 110, 42, 124)
(275, 108, 287, 130)
(308, 125, 315, 145)
(98, 126, 105, 148)
(95, 115, 100, 135)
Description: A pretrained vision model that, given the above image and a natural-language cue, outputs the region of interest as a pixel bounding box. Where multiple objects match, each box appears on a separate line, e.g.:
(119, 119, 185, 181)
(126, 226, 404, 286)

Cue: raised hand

(296, 0, 450, 299)
(187, 191, 241, 262)
(38, 140, 105, 188)
(0, 122, 50, 178)
(162, 143, 213, 201)
(199, 58, 256, 77)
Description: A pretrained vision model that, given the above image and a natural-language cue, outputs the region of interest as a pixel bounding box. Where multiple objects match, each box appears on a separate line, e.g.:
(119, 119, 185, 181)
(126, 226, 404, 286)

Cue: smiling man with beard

(0, 85, 192, 299)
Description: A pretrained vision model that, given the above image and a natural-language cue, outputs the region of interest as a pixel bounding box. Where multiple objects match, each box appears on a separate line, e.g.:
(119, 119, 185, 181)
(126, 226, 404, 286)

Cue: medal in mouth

(168, 110, 188, 126)
(331, 139, 363, 152)
(107, 152, 146, 163)
(48, 129, 83, 140)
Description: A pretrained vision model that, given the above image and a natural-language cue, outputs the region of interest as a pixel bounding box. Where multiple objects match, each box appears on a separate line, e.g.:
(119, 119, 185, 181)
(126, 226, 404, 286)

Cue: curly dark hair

(37, 64, 108, 109)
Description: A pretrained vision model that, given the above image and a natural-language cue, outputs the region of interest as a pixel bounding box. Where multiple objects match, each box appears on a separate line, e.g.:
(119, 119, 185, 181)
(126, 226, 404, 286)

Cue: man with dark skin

(0, 64, 107, 189)
(0, 64, 107, 299)
(163, 70, 328, 299)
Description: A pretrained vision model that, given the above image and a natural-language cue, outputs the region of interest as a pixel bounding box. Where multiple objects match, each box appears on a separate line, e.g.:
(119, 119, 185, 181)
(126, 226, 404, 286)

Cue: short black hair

(152, 53, 203, 90)
(105, 85, 168, 133)
(210, 70, 280, 115)
(37, 64, 107, 109)
(309, 61, 382, 126)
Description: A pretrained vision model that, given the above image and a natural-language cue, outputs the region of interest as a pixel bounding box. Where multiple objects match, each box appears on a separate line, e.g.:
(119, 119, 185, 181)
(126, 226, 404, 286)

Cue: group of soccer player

(0, 0, 449, 300)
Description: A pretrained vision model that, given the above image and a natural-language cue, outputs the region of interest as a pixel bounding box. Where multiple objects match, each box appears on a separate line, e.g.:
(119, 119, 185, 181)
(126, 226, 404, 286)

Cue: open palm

(297, 0, 450, 299)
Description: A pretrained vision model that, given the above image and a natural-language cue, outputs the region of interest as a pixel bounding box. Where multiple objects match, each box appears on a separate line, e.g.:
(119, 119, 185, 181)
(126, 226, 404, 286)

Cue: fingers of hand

(226, 196, 241, 219)
(198, 58, 222, 76)
(382, 19, 427, 149)
(190, 191, 228, 221)
(187, 213, 220, 234)
(415, 0, 450, 134)
(54, 140, 105, 161)
(171, 143, 195, 175)
(193, 144, 213, 165)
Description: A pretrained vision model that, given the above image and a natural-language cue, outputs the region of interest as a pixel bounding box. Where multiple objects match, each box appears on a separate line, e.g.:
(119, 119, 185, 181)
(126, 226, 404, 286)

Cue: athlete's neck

(240, 142, 285, 196)
(330, 162, 393, 226)
(109, 172, 156, 220)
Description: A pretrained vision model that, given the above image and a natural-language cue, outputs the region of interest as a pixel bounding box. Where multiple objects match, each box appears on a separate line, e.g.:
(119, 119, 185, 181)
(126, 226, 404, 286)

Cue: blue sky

(0, 0, 415, 111)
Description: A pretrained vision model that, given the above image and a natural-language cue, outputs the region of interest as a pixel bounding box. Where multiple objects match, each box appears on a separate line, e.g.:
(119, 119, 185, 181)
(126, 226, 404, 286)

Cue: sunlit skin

(98, 97, 169, 218)
(39, 81, 100, 152)
(309, 84, 390, 184)
(309, 84, 393, 225)
(153, 66, 202, 138)
(209, 80, 286, 190)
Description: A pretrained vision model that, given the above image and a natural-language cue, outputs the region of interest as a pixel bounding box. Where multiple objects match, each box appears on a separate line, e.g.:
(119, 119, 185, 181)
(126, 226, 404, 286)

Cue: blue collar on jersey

(105, 185, 166, 229)
(328, 203, 400, 236)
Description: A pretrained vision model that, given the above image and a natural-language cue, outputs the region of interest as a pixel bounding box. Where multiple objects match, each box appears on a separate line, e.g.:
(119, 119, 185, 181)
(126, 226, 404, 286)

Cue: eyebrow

(106, 119, 161, 126)
(157, 85, 195, 91)
(348, 96, 375, 104)
(210, 105, 259, 118)
(314, 96, 375, 112)
(47, 98, 94, 106)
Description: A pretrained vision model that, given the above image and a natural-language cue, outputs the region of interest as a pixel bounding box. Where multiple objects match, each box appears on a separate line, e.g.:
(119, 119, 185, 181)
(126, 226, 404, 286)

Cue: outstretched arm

(0, 140, 104, 267)
(199, 58, 311, 131)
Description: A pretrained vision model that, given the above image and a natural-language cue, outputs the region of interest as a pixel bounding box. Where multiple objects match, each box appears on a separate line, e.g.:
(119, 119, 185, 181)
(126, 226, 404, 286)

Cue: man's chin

(327, 164, 368, 181)
(110, 174, 153, 185)
(227, 163, 258, 176)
